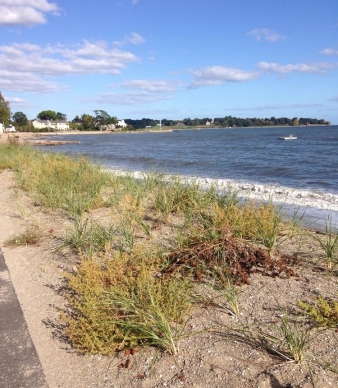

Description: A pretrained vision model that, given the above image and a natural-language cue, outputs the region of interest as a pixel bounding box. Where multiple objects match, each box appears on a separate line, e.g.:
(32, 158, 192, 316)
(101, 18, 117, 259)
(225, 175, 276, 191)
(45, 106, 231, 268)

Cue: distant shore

(0, 123, 333, 145)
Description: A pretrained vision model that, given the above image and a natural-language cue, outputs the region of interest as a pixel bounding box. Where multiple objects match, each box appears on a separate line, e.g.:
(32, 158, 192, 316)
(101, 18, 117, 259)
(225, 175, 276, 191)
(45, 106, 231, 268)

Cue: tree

(292, 117, 299, 126)
(80, 114, 94, 131)
(56, 112, 67, 121)
(0, 92, 11, 125)
(192, 118, 200, 126)
(182, 118, 192, 126)
(12, 111, 28, 126)
(72, 115, 82, 123)
(93, 110, 117, 130)
(37, 110, 57, 120)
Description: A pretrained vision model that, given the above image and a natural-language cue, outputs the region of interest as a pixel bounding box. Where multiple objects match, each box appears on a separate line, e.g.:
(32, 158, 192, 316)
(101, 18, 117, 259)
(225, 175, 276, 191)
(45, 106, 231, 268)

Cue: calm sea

(42, 125, 338, 231)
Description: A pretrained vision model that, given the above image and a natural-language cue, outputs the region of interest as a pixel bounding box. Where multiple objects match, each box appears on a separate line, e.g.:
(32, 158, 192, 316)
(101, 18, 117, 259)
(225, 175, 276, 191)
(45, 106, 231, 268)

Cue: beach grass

(1, 141, 337, 382)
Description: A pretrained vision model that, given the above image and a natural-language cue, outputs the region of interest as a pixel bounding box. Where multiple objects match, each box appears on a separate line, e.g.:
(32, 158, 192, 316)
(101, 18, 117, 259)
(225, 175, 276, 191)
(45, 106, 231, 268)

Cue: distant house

(206, 120, 212, 126)
(5, 124, 16, 132)
(32, 119, 69, 131)
(117, 119, 127, 128)
(99, 123, 118, 131)
(0, 123, 3, 134)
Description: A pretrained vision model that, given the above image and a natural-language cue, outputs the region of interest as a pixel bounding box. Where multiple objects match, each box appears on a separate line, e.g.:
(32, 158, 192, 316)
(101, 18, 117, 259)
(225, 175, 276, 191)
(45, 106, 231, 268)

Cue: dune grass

(2, 141, 337, 381)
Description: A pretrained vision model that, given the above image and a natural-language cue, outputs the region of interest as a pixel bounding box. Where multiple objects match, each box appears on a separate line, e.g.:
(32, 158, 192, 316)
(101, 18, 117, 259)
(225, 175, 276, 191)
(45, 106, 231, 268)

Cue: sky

(1, 0, 338, 124)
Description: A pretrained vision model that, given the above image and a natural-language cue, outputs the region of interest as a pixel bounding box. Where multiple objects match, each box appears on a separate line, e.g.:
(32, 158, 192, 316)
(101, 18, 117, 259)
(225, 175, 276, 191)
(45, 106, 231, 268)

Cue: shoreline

(3, 131, 338, 231)
(104, 168, 338, 232)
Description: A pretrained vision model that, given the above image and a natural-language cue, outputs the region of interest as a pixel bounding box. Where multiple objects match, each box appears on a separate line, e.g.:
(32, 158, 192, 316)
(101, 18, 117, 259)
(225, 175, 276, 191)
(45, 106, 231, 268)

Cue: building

(0, 123, 16, 133)
(32, 119, 69, 131)
(117, 119, 127, 128)
(5, 125, 16, 132)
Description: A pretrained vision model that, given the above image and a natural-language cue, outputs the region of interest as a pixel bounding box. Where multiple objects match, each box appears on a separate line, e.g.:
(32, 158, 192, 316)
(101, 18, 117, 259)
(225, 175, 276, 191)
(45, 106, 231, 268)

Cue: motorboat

(278, 134, 297, 140)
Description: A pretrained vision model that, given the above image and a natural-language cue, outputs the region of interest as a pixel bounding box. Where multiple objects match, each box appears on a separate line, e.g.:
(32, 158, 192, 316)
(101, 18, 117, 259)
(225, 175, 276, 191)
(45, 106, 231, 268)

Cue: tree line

(0, 92, 331, 131)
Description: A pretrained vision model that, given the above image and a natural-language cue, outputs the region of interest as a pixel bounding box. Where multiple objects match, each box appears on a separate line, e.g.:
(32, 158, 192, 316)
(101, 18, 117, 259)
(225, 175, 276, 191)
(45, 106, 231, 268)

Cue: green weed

(311, 216, 338, 270)
(298, 296, 338, 328)
(5, 226, 43, 246)
(62, 249, 192, 354)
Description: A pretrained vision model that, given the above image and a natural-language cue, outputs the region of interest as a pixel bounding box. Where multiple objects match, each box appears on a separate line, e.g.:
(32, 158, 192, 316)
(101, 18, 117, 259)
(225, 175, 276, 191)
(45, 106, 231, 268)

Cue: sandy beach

(1, 148, 337, 388)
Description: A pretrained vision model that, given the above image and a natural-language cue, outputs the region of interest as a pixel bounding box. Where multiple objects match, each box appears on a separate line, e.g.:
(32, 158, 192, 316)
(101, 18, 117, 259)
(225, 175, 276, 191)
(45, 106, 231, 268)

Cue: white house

(5, 124, 16, 132)
(117, 119, 127, 128)
(32, 119, 69, 131)
(0, 123, 3, 134)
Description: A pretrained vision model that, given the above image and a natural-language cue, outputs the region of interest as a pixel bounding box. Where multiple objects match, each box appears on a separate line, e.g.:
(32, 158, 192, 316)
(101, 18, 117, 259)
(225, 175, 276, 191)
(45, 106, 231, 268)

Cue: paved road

(0, 249, 48, 388)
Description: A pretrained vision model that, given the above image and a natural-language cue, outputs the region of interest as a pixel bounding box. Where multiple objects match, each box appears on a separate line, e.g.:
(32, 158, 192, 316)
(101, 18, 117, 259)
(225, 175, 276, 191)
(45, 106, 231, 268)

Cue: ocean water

(43, 125, 338, 231)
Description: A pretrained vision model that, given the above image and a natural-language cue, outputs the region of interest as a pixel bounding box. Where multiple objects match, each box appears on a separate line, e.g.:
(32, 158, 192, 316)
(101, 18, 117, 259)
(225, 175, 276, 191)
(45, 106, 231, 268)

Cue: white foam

(106, 167, 338, 212)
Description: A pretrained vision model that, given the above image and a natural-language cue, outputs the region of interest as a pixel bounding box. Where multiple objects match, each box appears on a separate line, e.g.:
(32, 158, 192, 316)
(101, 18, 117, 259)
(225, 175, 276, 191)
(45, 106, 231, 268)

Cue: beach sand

(0, 168, 337, 388)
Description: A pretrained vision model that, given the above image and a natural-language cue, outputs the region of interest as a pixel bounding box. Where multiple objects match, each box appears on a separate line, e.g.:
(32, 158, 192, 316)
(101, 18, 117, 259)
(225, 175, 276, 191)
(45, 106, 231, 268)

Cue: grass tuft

(5, 226, 43, 246)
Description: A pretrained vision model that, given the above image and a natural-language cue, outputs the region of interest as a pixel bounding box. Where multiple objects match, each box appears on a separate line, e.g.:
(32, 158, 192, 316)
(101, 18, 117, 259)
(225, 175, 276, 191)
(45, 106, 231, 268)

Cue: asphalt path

(0, 249, 48, 388)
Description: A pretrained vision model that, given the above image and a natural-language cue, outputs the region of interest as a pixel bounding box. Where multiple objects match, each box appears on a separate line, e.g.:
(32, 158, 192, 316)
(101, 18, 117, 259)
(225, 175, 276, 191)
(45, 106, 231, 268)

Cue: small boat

(278, 134, 297, 140)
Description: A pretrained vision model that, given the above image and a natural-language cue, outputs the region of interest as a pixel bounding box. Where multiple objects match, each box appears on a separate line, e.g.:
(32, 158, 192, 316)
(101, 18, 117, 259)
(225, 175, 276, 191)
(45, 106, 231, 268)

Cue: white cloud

(188, 66, 259, 88)
(114, 32, 145, 47)
(320, 48, 338, 56)
(0, 41, 139, 78)
(132, 0, 138, 4)
(121, 80, 179, 93)
(0, 70, 62, 92)
(0, 41, 139, 93)
(4, 96, 31, 108)
(247, 28, 285, 42)
(0, 0, 59, 26)
(100, 79, 179, 105)
(91, 91, 173, 105)
(257, 61, 337, 74)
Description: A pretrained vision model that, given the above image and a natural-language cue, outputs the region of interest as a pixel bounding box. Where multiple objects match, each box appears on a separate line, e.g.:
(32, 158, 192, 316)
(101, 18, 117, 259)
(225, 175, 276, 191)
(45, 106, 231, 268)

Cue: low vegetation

(298, 296, 338, 328)
(2, 141, 337, 386)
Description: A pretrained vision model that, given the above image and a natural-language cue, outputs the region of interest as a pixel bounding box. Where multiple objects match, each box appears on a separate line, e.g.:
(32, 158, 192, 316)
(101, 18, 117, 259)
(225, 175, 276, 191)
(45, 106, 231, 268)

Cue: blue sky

(1, 0, 338, 123)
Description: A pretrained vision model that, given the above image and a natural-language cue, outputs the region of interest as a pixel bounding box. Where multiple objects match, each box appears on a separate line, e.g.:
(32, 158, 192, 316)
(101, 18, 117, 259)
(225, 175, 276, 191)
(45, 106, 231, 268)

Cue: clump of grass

(62, 248, 192, 354)
(278, 311, 309, 363)
(298, 296, 338, 328)
(188, 198, 284, 253)
(116, 193, 150, 251)
(235, 201, 284, 252)
(57, 216, 116, 257)
(0, 143, 38, 171)
(106, 281, 190, 355)
(5, 226, 43, 246)
(152, 177, 216, 220)
(218, 310, 313, 364)
(311, 216, 338, 270)
(222, 278, 241, 317)
(18, 154, 111, 215)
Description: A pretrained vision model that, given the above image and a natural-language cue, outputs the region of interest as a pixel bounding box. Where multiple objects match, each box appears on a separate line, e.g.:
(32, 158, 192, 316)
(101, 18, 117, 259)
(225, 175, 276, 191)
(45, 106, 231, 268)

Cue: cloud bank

(0, 0, 59, 26)
(0, 41, 139, 92)
(189, 66, 259, 88)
